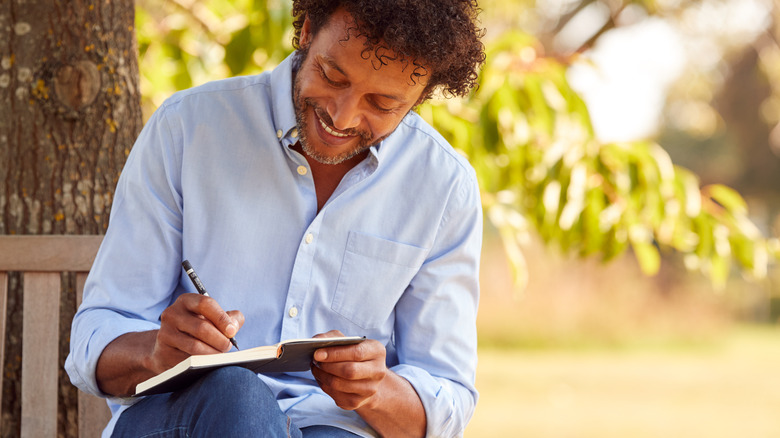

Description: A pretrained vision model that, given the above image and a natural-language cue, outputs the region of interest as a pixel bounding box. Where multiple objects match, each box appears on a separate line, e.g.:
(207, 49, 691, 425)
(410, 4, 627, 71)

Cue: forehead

(309, 9, 429, 92)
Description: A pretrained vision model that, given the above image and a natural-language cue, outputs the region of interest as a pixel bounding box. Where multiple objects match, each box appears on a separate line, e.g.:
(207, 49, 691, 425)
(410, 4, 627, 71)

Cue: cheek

(296, 71, 328, 100)
(367, 115, 406, 139)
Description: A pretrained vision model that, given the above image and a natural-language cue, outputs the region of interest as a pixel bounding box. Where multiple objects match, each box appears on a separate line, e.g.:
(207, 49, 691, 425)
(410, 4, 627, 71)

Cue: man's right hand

(150, 293, 243, 373)
(95, 294, 244, 397)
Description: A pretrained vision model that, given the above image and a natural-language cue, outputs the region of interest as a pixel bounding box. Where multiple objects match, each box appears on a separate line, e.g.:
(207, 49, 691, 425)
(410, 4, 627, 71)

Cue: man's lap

(112, 367, 360, 438)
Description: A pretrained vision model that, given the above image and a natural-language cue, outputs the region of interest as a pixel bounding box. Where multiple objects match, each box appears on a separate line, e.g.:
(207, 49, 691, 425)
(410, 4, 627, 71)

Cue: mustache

(305, 98, 372, 141)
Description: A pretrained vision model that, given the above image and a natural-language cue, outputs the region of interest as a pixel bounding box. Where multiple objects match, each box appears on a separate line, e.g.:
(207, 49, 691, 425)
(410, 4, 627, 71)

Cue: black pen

(181, 260, 240, 350)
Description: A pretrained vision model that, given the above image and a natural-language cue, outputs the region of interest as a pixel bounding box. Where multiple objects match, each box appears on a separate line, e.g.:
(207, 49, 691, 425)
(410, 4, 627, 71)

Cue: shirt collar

(270, 52, 299, 144)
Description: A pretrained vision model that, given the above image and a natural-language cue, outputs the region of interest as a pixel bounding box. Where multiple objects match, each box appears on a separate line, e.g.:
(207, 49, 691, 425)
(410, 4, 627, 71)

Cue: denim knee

(195, 366, 276, 405)
(115, 367, 297, 438)
(184, 366, 293, 437)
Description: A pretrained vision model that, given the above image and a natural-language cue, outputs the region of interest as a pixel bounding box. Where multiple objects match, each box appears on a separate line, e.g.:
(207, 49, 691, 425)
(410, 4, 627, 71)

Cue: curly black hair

(291, 0, 486, 101)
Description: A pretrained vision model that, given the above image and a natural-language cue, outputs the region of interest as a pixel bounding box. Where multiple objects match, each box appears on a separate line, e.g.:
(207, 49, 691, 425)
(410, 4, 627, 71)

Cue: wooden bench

(0, 235, 110, 438)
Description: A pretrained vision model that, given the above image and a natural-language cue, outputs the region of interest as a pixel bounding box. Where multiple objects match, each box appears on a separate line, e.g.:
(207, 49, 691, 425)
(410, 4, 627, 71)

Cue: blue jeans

(112, 366, 360, 437)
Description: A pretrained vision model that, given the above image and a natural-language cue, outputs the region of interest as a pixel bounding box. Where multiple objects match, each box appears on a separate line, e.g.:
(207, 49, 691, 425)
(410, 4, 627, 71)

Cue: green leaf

(709, 254, 730, 290)
(225, 26, 253, 75)
(523, 76, 555, 136)
(730, 235, 755, 271)
(632, 241, 661, 275)
(705, 184, 748, 215)
(581, 188, 606, 256)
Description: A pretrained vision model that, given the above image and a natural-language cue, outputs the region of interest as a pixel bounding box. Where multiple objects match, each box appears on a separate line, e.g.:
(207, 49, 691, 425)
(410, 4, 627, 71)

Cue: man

(66, 0, 485, 436)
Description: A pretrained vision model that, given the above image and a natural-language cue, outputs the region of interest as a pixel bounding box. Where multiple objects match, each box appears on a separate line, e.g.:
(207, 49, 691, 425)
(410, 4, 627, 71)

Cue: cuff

(392, 364, 478, 438)
(65, 308, 161, 398)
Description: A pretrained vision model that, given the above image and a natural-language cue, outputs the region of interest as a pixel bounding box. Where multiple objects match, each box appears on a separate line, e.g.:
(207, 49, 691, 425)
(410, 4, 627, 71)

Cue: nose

(326, 92, 361, 131)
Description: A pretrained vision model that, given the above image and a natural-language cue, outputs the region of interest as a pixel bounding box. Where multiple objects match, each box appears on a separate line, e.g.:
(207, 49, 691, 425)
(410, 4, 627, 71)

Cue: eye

(371, 100, 395, 114)
(316, 64, 345, 88)
(369, 96, 400, 114)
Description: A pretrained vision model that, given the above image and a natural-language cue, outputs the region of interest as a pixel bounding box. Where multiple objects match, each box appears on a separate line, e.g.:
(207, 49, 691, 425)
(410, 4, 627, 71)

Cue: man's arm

(370, 165, 483, 436)
(311, 331, 426, 437)
(95, 294, 243, 397)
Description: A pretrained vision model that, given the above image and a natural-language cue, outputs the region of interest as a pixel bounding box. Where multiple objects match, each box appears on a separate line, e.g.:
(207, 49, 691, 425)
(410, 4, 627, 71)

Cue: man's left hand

(311, 330, 387, 411)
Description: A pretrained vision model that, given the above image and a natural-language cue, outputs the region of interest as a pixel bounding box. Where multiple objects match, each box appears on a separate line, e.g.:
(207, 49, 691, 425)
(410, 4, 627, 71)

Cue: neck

(292, 143, 368, 211)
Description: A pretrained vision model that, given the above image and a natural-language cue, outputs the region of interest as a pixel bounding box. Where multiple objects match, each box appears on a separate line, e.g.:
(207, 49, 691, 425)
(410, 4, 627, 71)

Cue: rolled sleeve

(392, 364, 478, 438)
(65, 308, 160, 399)
(65, 102, 184, 401)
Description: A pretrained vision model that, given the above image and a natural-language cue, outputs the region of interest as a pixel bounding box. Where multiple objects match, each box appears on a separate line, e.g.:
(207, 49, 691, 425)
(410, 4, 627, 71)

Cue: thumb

(225, 310, 245, 336)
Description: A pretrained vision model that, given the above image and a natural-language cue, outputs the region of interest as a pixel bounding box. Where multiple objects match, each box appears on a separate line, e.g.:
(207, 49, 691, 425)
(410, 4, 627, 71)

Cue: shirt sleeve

(65, 102, 185, 398)
(390, 168, 482, 438)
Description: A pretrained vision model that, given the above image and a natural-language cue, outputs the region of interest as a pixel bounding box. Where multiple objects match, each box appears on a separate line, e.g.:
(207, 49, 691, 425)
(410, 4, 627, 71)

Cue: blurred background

(134, 0, 780, 436)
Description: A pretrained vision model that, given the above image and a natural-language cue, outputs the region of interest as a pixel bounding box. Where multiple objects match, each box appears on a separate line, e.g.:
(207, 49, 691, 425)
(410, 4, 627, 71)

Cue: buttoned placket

(275, 128, 380, 340)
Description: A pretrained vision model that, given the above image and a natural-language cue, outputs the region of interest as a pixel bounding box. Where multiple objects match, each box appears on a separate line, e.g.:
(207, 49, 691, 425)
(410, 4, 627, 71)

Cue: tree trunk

(0, 1, 141, 436)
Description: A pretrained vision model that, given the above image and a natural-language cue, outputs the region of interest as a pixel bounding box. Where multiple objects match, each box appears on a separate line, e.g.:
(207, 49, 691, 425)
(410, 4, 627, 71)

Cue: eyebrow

(320, 55, 406, 103)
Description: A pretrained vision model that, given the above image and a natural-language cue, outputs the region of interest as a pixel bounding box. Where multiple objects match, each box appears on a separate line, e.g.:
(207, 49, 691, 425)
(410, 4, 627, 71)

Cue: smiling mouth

(317, 113, 351, 138)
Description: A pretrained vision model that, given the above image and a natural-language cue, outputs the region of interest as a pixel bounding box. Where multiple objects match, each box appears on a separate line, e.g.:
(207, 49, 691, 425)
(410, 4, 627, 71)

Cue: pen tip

(182, 260, 192, 270)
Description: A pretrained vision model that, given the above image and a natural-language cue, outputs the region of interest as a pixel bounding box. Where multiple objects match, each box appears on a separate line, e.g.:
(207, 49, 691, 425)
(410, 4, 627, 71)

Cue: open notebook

(134, 336, 365, 396)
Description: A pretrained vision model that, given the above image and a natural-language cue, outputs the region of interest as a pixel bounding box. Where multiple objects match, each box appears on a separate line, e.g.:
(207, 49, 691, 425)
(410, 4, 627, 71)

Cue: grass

(468, 233, 780, 436)
(465, 326, 780, 437)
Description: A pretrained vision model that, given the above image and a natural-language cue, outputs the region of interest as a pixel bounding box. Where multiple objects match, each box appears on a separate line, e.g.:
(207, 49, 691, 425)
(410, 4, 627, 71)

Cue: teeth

(318, 115, 349, 138)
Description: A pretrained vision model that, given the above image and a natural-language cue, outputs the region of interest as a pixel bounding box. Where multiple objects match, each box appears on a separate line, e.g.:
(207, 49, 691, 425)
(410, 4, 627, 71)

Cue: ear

(300, 14, 313, 49)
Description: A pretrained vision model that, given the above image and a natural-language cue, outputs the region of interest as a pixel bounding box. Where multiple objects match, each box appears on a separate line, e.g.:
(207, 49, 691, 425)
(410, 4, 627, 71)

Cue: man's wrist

(355, 371, 426, 437)
(96, 330, 161, 396)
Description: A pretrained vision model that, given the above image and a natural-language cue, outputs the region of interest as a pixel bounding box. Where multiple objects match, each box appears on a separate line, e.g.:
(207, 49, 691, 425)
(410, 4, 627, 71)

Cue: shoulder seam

(161, 75, 270, 109)
(399, 113, 474, 176)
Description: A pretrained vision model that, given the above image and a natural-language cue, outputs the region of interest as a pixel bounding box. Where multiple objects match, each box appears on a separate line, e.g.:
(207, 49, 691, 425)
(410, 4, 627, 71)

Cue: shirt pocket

(332, 231, 428, 329)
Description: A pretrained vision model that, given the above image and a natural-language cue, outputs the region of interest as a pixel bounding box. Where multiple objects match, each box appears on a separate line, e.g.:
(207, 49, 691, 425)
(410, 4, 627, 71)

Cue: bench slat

(21, 272, 61, 438)
(1, 236, 109, 437)
(0, 235, 103, 271)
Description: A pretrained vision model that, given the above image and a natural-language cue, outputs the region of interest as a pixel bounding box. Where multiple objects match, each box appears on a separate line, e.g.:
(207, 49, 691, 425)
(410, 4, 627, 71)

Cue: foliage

(135, 0, 293, 115)
(134, 1, 780, 290)
(420, 30, 779, 289)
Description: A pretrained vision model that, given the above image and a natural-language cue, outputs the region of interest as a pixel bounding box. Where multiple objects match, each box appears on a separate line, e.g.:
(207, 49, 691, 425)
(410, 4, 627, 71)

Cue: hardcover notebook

(134, 336, 365, 396)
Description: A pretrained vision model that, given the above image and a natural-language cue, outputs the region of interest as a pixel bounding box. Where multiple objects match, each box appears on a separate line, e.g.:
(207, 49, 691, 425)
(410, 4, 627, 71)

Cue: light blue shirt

(65, 53, 482, 438)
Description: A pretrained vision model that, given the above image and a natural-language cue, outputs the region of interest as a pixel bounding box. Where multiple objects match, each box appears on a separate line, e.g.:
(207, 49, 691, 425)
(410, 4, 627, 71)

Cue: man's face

(293, 9, 428, 165)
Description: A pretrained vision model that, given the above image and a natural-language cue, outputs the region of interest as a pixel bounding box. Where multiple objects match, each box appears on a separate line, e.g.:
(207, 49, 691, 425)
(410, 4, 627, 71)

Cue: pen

(181, 260, 240, 350)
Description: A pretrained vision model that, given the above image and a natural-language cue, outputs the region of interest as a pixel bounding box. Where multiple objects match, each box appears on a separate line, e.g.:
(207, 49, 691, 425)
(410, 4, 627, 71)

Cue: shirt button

(291, 128, 299, 138)
(276, 129, 283, 139)
(297, 165, 308, 176)
(288, 306, 299, 318)
(304, 233, 314, 244)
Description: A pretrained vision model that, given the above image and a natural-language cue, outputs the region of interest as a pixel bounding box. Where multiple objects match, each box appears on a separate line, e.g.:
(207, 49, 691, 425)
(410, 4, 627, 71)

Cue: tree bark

(0, 1, 141, 436)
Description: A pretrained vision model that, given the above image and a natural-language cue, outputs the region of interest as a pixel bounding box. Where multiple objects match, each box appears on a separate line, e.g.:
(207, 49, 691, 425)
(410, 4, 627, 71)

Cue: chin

(302, 140, 370, 165)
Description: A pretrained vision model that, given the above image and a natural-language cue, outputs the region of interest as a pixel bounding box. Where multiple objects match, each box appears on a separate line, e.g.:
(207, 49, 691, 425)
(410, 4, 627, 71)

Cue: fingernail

(226, 323, 237, 337)
(314, 350, 327, 361)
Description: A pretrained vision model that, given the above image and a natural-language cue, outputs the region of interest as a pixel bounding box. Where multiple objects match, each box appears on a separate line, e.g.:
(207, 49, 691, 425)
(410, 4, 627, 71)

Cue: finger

(314, 338, 383, 363)
(311, 366, 376, 411)
(180, 294, 240, 339)
(312, 365, 362, 395)
(162, 295, 234, 352)
(312, 329, 344, 339)
(157, 321, 225, 357)
(147, 330, 192, 372)
(160, 306, 232, 353)
(178, 312, 235, 352)
(314, 360, 376, 381)
(226, 310, 245, 330)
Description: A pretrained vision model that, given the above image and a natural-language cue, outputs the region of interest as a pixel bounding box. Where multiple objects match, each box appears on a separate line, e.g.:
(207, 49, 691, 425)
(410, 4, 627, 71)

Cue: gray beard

(300, 136, 370, 165)
(292, 91, 374, 165)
